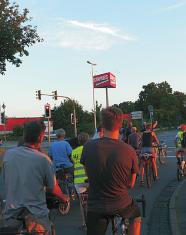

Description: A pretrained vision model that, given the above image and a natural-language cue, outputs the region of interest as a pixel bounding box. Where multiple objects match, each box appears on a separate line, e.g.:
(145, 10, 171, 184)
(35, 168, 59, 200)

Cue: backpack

(181, 131, 186, 148)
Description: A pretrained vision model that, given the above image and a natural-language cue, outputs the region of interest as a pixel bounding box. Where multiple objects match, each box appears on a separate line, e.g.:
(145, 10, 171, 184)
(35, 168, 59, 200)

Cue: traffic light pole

(47, 118, 50, 143)
(36, 91, 77, 137)
(57, 95, 77, 138)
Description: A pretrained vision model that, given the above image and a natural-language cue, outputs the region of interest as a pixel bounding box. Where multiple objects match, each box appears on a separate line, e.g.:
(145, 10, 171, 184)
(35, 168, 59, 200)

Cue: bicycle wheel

(58, 201, 70, 215)
(145, 161, 152, 188)
(158, 149, 167, 165)
(58, 181, 71, 215)
(177, 168, 182, 181)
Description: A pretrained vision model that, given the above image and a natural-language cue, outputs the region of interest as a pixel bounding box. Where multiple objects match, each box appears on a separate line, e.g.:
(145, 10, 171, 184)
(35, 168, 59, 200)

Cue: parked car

(44, 131, 57, 140)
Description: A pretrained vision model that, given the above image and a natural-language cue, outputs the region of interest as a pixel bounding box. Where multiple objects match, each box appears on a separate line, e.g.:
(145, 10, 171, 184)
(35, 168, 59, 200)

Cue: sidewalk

(169, 179, 186, 235)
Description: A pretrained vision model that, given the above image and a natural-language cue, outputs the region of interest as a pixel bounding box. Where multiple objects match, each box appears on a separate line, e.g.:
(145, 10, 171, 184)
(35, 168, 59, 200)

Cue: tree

(52, 99, 94, 137)
(0, 0, 43, 75)
(118, 101, 136, 114)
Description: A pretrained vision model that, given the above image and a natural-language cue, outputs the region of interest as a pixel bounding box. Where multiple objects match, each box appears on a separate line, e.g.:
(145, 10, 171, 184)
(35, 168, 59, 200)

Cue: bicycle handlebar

(135, 194, 146, 218)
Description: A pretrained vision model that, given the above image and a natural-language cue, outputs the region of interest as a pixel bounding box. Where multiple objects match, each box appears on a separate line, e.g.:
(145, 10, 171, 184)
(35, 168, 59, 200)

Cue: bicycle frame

(139, 153, 155, 188)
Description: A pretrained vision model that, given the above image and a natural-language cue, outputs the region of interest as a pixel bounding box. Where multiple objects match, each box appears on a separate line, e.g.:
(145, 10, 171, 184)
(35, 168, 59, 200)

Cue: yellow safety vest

(71, 146, 87, 184)
(176, 131, 183, 147)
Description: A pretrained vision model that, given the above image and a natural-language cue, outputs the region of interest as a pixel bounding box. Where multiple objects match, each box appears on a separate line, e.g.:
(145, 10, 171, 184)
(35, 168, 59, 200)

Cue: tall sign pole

(106, 87, 109, 107)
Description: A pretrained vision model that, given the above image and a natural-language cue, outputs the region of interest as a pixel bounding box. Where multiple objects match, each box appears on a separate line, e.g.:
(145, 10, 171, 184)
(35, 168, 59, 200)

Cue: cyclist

(2, 121, 69, 235)
(49, 128, 74, 180)
(92, 125, 104, 139)
(72, 132, 89, 185)
(81, 106, 141, 235)
(128, 127, 141, 151)
(175, 124, 186, 163)
(140, 123, 160, 184)
(141, 120, 158, 132)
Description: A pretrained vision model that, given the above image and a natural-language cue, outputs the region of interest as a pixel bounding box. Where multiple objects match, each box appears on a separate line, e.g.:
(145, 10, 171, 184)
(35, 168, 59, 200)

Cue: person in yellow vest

(71, 132, 89, 227)
(72, 132, 89, 184)
(175, 125, 185, 164)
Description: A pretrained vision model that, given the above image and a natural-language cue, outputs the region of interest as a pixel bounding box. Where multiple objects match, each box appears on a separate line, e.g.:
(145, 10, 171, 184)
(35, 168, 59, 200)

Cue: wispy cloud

(43, 18, 136, 50)
(160, 1, 186, 12)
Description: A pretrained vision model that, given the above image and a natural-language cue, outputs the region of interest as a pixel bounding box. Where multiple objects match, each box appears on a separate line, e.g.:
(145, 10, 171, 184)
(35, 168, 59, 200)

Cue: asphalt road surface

(0, 129, 178, 235)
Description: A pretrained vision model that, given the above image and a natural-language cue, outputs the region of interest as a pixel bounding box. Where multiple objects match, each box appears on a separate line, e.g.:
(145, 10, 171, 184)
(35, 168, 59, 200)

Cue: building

(0, 117, 44, 133)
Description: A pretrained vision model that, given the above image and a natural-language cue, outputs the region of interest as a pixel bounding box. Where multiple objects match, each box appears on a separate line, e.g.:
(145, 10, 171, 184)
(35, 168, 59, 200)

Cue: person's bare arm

(129, 173, 137, 188)
(152, 132, 160, 145)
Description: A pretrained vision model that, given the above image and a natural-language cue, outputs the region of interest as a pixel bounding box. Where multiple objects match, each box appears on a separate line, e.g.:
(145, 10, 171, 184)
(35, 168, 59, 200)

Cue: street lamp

(87, 60, 97, 131)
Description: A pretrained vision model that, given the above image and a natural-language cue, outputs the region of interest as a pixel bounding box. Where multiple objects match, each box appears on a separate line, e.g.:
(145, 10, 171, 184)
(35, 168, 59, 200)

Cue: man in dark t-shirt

(81, 106, 141, 235)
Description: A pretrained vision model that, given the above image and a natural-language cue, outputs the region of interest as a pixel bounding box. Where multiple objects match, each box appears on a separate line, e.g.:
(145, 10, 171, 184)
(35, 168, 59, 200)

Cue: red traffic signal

(44, 104, 51, 118)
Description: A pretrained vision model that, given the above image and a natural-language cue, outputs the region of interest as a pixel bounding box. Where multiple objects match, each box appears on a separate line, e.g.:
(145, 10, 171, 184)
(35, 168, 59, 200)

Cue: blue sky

(1, 0, 186, 117)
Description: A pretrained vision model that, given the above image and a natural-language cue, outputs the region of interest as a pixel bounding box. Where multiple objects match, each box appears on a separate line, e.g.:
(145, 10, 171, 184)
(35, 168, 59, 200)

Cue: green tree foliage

(50, 81, 185, 134)
(134, 81, 186, 127)
(118, 101, 136, 114)
(0, 0, 43, 75)
(52, 99, 94, 137)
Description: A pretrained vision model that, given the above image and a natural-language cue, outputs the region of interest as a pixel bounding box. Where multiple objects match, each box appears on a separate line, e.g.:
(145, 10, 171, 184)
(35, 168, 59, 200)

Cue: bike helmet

(180, 124, 186, 131)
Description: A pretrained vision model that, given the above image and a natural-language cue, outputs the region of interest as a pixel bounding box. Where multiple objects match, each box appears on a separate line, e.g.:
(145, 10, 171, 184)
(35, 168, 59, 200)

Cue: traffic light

(71, 113, 74, 125)
(1, 112, 5, 124)
(52, 90, 58, 100)
(44, 104, 51, 118)
(36, 90, 41, 100)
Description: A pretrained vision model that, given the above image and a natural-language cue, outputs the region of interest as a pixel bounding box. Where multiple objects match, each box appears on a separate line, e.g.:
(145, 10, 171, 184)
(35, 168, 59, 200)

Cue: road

(0, 129, 178, 235)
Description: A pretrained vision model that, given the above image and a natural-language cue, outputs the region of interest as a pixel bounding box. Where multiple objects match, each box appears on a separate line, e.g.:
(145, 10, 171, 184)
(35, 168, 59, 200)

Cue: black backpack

(181, 131, 186, 148)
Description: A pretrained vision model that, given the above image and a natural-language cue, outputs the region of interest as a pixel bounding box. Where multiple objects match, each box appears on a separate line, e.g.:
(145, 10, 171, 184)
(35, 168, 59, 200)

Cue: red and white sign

(93, 72, 116, 88)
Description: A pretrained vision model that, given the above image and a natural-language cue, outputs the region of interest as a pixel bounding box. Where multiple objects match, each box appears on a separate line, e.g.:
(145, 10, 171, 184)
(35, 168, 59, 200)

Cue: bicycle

(75, 183, 88, 230)
(55, 165, 76, 215)
(157, 141, 168, 165)
(176, 149, 186, 181)
(139, 152, 156, 188)
(0, 201, 56, 235)
(109, 194, 146, 235)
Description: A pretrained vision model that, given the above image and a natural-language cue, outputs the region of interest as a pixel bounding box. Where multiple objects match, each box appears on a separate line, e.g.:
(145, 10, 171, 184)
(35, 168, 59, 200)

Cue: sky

(1, 0, 186, 117)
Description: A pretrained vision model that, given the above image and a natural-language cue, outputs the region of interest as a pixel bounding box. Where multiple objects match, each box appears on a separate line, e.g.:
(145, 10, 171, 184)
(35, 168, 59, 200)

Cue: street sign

(148, 105, 154, 112)
(131, 111, 143, 120)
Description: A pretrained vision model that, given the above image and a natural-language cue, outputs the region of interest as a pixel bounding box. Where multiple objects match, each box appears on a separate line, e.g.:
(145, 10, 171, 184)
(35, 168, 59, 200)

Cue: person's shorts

(113, 200, 141, 223)
(141, 147, 155, 158)
(176, 147, 185, 154)
(86, 201, 141, 235)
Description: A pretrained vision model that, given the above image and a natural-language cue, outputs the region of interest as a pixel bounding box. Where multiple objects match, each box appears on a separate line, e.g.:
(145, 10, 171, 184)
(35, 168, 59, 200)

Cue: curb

(169, 179, 186, 235)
